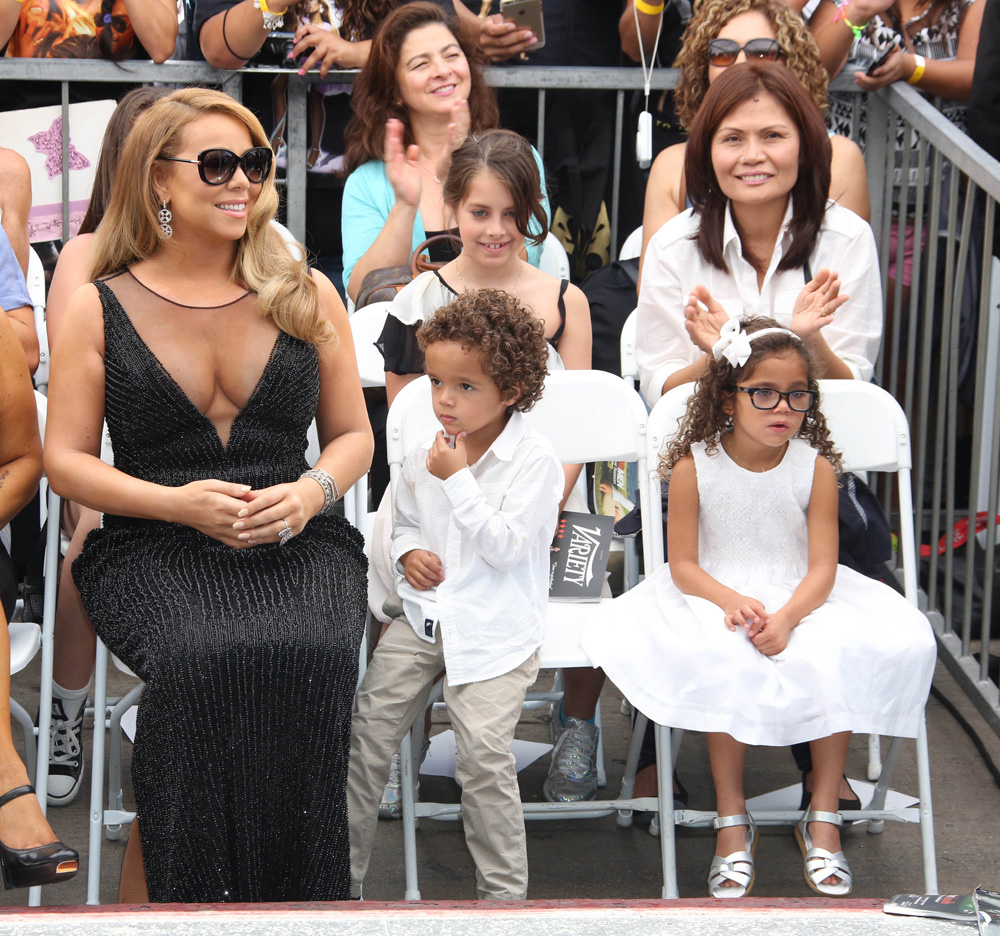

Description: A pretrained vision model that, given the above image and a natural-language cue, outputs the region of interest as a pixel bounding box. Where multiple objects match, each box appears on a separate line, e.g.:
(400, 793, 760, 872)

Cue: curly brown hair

(417, 288, 548, 412)
(342, 2, 499, 175)
(673, 0, 828, 131)
(660, 316, 841, 476)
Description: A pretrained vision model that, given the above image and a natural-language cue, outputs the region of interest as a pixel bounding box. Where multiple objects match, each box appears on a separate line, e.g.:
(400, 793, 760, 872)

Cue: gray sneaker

(47, 698, 85, 807)
(544, 715, 599, 802)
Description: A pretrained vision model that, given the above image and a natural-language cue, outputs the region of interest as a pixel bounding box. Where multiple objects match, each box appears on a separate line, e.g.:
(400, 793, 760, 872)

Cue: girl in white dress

(583, 316, 936, 899)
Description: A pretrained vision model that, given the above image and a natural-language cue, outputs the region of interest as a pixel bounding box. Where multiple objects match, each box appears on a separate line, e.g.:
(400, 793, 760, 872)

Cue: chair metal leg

(915, 718, 938, 892)
(595, 699, 607, 788)
(654, 722, 679, 898)
(28, 490, 61, 908)
(866, 736, 905, 834)
(867, 733, 883, 781)
(617, 711, 647, 827)
(106, 682, 143, 842)
(86, 639, 110, 905)
(399, 730, 421, 900)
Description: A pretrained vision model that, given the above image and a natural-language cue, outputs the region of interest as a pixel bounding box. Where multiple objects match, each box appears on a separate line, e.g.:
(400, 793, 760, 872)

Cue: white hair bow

(712, 318, 752, 368)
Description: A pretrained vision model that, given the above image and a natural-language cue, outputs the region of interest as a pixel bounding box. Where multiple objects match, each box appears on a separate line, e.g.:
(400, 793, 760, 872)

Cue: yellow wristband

(907, 54, 926, 85)
(635, 0, 665, 14)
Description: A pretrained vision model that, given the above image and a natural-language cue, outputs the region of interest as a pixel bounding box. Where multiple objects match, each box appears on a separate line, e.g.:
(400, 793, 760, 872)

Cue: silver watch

(253, 0, 284, 31)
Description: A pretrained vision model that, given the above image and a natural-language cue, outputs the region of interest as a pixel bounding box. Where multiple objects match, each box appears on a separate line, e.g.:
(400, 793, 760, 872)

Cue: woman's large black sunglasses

(707, 38, 782, 67)
(728, 386, 817, 412)
(158, 147, 273, 185)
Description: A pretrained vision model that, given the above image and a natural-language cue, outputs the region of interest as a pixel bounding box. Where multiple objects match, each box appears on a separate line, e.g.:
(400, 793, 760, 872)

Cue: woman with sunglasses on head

(44, 88, 372, 903)
(637, 0, 870, 284)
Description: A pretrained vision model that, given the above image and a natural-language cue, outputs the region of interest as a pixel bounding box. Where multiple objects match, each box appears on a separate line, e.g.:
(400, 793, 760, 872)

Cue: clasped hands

(176, 477, 325, 548)
(723, 593, 793, 657)
(683, 269, 848, 353)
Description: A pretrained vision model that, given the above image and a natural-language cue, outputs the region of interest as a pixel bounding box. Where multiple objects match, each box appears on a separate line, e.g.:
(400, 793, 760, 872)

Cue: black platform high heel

(0, 785, 79, 889)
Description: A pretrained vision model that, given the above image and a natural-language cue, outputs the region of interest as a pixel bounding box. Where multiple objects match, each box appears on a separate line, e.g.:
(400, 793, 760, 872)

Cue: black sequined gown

(73, 272, 367, 903)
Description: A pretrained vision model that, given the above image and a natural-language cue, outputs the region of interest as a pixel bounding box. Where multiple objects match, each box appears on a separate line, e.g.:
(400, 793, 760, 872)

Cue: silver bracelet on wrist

(253, 0, 284, 30)
(300, 468, 340, 514)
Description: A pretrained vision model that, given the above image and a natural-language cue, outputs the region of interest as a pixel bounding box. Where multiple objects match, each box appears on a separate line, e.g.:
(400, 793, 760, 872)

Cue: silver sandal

(795, 809, 853, 896)
(708, 813, 757, 898)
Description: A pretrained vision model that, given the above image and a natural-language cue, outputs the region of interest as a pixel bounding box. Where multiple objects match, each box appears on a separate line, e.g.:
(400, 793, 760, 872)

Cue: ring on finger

(278, 519, 294, 546)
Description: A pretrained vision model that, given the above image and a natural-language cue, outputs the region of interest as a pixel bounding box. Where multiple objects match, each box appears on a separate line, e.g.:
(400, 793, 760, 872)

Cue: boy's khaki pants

(348, 611, 540, 900)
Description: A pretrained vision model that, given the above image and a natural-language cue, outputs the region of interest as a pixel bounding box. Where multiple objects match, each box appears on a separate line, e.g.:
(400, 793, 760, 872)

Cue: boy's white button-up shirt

(390, 411, 564, 686)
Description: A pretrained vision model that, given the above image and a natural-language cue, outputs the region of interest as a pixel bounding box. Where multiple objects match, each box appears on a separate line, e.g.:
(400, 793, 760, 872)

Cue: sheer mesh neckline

(126, 269, 251, 310)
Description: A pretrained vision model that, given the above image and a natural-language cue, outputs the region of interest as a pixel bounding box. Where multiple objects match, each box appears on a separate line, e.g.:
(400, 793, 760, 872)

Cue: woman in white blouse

(636, 62, 882, 406)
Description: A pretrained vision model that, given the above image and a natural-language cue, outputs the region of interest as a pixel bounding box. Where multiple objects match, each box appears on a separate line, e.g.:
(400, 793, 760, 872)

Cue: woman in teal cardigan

(340, 2, 549, 301)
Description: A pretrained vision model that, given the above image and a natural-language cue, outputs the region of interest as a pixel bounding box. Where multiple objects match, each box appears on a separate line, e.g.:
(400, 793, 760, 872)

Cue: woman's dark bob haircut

(685, 61, 832, 274)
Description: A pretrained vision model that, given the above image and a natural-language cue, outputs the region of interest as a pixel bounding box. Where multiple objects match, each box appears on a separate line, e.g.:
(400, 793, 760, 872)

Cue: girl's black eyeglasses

(158, 147, 273, 185)
(727, 386, 817, 412)
(707, 38, 782, 67)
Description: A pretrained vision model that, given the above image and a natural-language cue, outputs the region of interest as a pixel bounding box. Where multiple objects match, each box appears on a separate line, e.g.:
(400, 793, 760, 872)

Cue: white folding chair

(619, 226, 643, 262)
(26, 246, 49, 395)
(538, 231, 571, 280)
(638, 380, 938, 898)
(349, 300, 391, 390)
(8, 393, 51, 784)
(620, 308, 639, 386)
(385, 370, 662, 899)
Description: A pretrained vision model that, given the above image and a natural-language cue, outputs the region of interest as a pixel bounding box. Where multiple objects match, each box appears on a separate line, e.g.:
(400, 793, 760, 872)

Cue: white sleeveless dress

(582, 438, 937, 746)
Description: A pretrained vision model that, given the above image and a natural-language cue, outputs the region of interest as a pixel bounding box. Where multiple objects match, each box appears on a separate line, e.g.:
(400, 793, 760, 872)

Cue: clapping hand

(384, 118, 423, 208)
(684, 285, 729, 354)
(430, 100, 470, 183)
(427, 430, 467, 480)
(790, 268, 848, 337)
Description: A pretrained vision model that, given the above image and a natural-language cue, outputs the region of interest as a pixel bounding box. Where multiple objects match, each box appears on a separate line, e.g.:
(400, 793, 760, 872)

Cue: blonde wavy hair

(673, 0, 828, 131)
(91, 88, 333, 347)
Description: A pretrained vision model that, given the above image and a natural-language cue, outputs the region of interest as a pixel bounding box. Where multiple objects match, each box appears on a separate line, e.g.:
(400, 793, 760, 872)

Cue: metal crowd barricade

(1, 61, 999, 741)
(865, 82, 1000, 738)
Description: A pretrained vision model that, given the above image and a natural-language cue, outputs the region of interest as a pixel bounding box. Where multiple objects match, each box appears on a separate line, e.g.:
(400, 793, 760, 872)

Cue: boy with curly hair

(347, 288, 564, 901)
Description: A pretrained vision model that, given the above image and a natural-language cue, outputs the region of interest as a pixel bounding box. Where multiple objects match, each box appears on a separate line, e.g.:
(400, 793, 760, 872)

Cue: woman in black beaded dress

(44, 88, 373, 903)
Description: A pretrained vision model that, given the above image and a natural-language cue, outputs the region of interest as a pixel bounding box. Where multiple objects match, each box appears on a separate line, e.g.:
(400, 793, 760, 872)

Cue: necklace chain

(417, 160, 442, 185)
(724, 436, 786, 473)
(454, 255, 522, 299)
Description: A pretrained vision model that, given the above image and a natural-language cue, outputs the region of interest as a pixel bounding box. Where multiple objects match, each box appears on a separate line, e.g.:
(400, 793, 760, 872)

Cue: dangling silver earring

(158, 200, 173, 238)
